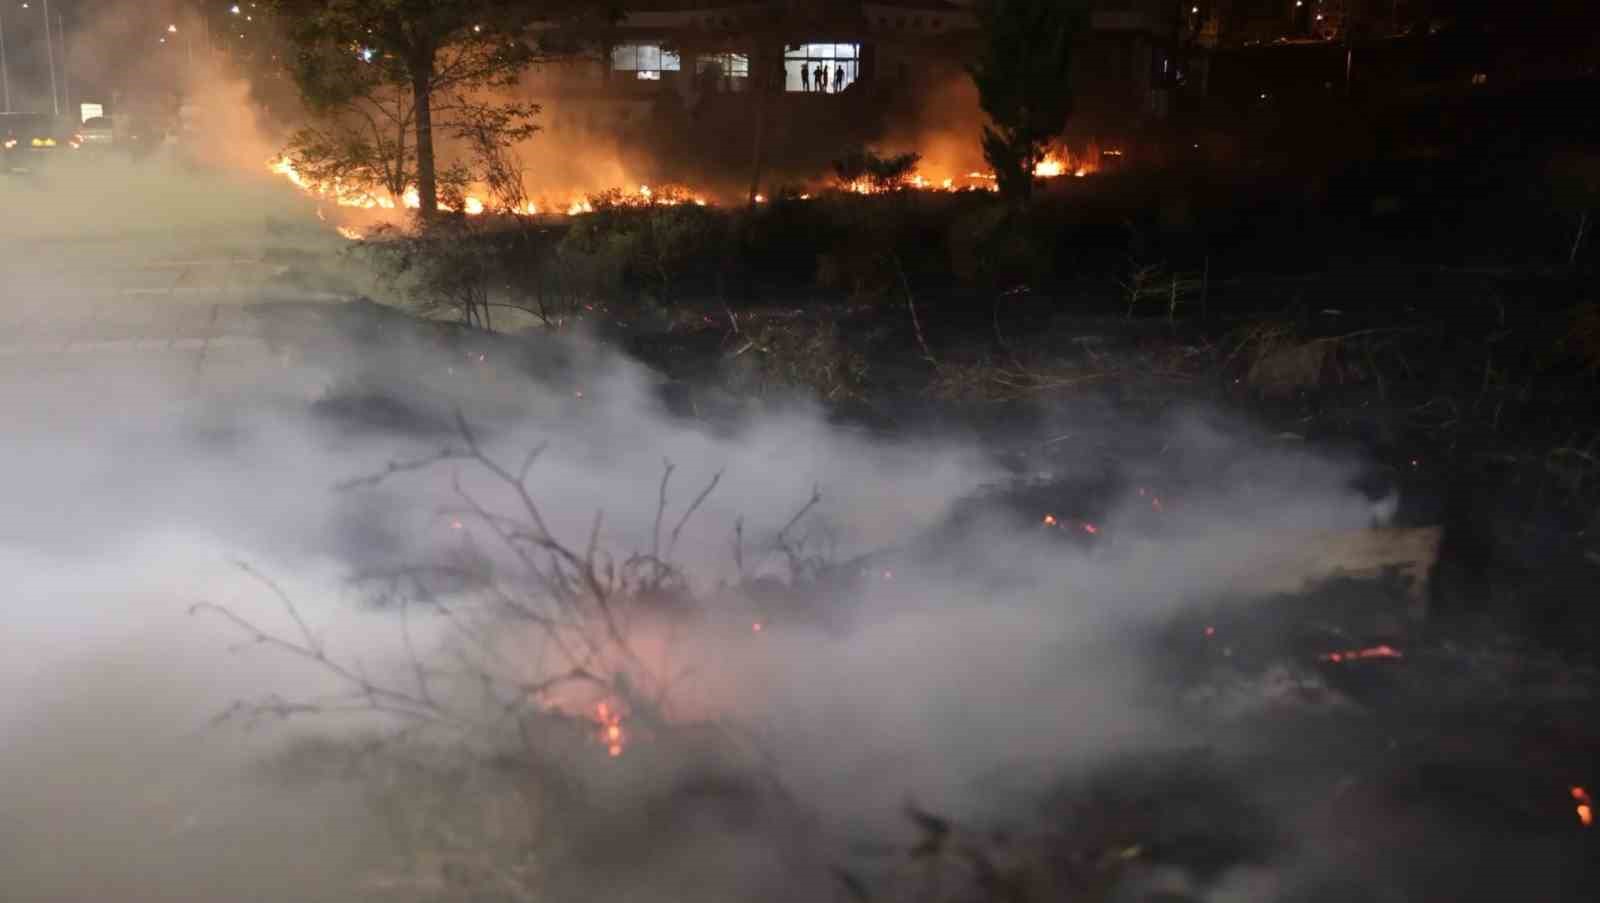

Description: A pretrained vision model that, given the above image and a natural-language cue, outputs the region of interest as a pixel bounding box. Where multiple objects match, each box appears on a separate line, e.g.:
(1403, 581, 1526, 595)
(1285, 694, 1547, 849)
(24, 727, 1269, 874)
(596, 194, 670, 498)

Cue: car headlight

(2, 139, 16, 150)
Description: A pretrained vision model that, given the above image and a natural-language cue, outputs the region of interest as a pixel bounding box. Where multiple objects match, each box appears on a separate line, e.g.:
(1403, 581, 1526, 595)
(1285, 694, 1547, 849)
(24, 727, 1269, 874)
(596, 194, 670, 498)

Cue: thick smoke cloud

(0, 56, 1409, 903)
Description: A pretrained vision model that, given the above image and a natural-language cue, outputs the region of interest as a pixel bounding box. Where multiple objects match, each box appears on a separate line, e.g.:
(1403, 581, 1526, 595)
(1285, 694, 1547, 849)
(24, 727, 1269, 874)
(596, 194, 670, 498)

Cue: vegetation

(270, 0, 608, 216)
(831, 148, 923, 193)
(968, 0, 1085, 206)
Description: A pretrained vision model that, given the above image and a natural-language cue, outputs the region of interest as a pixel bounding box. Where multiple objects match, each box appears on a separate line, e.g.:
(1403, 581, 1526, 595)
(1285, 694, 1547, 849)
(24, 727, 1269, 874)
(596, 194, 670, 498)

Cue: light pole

(57, 8, 68, 120)
(43, 0, 58, 117)
(0, 9, 11, 113)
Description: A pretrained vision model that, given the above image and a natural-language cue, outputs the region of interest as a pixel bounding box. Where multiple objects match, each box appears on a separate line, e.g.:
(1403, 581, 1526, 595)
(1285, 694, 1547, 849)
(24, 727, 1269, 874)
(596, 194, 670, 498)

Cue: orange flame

(268, 157, 708, 221)
(1033, 154, 1067, 178)
(1574, 786, 1593, 827)
(595, 700, 626, 758)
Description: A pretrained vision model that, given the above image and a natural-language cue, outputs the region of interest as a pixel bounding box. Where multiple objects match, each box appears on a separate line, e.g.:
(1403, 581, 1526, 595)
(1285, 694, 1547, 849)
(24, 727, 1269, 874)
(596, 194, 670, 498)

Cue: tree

(968, 0, 1084, 206)
(269, 0, 608, 218)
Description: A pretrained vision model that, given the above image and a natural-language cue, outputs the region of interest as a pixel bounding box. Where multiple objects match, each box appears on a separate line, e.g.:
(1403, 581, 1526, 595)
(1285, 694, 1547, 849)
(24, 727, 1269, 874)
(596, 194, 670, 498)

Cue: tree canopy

(269, 0, 611, 216)
(968, 0, 1085, 206)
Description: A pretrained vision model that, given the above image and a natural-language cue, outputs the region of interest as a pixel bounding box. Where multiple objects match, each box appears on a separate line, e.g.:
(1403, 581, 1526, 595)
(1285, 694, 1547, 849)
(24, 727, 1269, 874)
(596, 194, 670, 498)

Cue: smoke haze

(0, 42, 1448, 903)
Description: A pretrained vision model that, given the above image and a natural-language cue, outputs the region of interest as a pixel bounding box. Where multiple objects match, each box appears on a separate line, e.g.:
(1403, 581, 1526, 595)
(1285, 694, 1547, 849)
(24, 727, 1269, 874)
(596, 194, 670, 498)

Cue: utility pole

(58, 10, 70, 120)
(0, 10, 11, 114)
(43, 0, 59, 117)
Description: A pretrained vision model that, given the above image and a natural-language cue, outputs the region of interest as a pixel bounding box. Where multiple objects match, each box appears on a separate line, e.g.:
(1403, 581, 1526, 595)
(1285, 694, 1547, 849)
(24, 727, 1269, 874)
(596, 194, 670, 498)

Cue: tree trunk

(747, 43, 775, 206)
(411, 64, 437, 220)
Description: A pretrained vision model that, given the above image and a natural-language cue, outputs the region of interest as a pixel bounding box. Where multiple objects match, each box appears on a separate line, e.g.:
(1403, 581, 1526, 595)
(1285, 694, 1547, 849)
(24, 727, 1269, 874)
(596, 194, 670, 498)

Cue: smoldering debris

(4, 157, 1596, 903)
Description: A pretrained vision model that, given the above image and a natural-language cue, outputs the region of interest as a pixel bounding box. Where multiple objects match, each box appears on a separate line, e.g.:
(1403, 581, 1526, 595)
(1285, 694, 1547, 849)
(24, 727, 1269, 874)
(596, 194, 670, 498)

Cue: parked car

(1, 113, 78, 171)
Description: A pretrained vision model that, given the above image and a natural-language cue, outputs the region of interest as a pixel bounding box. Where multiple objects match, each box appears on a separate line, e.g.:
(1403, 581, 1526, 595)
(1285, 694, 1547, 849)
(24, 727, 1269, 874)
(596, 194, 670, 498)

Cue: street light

(164, 23, 193, 67)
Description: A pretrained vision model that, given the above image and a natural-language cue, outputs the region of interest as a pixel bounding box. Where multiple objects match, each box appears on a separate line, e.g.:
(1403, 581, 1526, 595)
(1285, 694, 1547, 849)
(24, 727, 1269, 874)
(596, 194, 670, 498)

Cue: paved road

(0, 241, 364, 421)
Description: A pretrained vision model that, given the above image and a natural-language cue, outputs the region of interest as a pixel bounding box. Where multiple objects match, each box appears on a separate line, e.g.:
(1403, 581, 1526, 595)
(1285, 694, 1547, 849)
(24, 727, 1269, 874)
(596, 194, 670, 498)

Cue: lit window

(611, 43, 681, 80)
(784, 43, 862, 93)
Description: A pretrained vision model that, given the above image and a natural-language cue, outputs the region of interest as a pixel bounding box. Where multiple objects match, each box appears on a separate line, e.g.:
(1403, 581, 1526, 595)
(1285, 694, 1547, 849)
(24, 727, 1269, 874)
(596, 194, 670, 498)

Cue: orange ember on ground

(595, 701, 626, 758)
(1319, 645, 1403, 663)
(1574, 786, 1593, 827)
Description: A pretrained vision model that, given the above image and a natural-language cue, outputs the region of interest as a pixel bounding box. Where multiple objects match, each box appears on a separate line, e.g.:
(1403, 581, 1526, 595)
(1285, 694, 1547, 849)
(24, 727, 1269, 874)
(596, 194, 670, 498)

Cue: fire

(595, 700, 626, 758)
(1319, 645, 1403, 663)
(336, 225, 365, 241)
(1574, 786, 1593, 827)
(269, 156, 388, 210)
(268, 156, 706, 221)
(270, 143, 1100, 227)
(1033, 154, 1067, 178)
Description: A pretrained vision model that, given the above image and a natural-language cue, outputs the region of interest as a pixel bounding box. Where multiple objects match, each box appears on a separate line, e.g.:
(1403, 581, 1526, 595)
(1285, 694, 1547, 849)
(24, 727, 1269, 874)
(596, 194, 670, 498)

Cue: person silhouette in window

(819, 63, 830, 93)
(800, 62, 810, 92)
(835, 63, 846, 92)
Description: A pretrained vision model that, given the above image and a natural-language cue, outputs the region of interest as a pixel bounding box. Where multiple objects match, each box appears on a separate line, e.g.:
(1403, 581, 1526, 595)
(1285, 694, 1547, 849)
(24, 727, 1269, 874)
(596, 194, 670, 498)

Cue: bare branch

(235, 561, 324, 658)
(668, 471, 723, 561)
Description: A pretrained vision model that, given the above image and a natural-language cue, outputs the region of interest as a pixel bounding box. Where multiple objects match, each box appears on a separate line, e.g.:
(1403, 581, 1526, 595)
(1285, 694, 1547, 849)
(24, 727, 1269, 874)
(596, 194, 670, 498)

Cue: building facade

(524, 1, 1190, 189)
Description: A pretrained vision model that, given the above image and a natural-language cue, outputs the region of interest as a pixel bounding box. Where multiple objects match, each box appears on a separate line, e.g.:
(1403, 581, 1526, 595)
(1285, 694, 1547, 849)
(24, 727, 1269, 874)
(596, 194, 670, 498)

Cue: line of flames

(842, 151, 1093, 196)
(273, 147, 1112, 240)
(268, 156, 709, 222)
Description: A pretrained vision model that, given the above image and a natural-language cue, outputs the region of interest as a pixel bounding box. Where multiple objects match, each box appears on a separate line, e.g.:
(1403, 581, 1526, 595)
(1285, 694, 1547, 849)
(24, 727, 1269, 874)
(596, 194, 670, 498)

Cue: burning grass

(269, 141, 1094, 243)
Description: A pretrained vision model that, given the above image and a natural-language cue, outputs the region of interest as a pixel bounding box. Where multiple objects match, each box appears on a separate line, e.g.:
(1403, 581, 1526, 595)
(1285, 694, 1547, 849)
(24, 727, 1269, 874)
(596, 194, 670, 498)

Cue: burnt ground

(250, 257, 1600, 901)
(611, 264, 1600, 900)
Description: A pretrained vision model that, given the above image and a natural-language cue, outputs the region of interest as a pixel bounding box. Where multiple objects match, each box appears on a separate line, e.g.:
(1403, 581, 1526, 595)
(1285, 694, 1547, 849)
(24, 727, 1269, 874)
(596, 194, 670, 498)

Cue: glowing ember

(1319, 645, 1403, 663)
(1042, 514, 1058, 527)
(595, 701, 626, 758)
(1574, 786, 1593, 827)
(336, 225, 365, 241)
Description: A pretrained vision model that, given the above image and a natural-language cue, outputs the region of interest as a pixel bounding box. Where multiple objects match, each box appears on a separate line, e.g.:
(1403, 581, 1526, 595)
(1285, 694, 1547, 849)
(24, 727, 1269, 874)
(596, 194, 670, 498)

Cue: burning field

(3, 52, 1597, 902)
(266, 146, 1098, 239)
(2, 133, 1596, 901)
